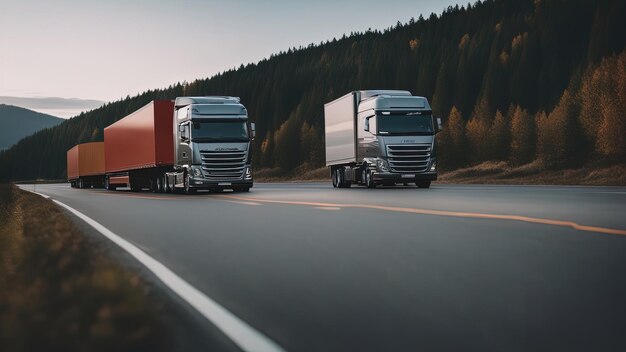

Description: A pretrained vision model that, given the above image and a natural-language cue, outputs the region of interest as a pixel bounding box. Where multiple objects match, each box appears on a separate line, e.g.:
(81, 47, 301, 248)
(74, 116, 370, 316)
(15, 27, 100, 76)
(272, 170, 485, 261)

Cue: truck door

(176, 107, 192, 165)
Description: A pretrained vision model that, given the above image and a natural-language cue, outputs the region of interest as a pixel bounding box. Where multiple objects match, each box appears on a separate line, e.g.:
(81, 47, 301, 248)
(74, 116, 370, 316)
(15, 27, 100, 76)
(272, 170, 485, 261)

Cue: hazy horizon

(1, 0, 461, 118)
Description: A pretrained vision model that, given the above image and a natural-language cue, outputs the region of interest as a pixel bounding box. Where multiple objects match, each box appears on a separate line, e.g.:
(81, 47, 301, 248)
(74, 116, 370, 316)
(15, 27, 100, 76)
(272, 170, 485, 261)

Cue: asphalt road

(19, 182, 626, 351)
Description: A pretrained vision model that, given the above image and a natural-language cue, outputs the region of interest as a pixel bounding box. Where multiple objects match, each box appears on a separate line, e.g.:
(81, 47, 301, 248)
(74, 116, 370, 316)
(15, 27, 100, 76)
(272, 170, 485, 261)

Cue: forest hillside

(1, 0, 624, 181)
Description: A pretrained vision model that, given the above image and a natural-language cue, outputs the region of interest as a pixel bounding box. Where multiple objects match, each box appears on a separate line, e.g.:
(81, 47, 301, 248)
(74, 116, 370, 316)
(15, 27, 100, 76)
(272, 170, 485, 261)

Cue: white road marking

(23, 189, 285, 352)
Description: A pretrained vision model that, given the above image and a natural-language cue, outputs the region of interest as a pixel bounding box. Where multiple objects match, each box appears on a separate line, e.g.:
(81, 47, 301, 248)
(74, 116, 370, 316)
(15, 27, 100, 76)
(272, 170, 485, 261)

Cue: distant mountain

(0, 104, 63, 150)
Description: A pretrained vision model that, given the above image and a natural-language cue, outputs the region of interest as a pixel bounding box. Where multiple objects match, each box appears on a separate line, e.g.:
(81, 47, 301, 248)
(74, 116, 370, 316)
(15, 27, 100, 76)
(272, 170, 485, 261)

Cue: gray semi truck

(324, 90, 441, 188)
(104, 96, 254, 194)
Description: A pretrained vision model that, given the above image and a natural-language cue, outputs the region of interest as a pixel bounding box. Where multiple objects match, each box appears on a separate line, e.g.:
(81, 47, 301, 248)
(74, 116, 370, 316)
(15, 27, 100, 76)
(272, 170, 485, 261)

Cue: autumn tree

(509, 106, 535, 165)
(300, 122, 324, 168)
(536, 90, 582, 168)
(490, 110, 509, 160)
(273, 116, 301, 171)
(437, 106, 467, 169)
(595, 52, 626, 160)
(466, 118, 491, 163)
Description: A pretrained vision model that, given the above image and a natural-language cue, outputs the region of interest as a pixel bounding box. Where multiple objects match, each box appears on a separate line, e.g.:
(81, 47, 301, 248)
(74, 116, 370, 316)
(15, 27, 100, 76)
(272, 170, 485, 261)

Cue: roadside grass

(438, 161, 626, 186)
(0, 184, 167, 351)
(256, 166, 328, 182)
(12, 179, 66, 185)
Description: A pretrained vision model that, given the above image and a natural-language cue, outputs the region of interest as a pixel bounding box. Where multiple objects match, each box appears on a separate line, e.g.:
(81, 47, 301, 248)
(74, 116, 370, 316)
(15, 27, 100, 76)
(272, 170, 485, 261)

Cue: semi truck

(324, 90, 441, 188)
(67, 142, 105, 188)
(102, 96, 255, 193)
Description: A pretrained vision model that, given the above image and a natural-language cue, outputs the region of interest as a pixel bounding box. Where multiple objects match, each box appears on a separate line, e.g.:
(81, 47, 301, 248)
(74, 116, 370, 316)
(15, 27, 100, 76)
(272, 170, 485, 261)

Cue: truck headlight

(376, 159, 389, 172)
(430, 162, 436, 171)
(192, 167, 203, 177)
(244, 167, 253, 180)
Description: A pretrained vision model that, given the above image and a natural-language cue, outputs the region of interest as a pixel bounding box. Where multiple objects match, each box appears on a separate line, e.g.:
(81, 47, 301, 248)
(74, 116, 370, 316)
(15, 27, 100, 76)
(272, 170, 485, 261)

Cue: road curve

(19, 183, 626, 351)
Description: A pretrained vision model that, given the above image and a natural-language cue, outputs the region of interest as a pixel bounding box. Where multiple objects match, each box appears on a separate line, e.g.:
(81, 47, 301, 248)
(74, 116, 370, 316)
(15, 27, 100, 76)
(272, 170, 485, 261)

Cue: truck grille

(386, 144, 431, 173)
(200, 150, 247, 180)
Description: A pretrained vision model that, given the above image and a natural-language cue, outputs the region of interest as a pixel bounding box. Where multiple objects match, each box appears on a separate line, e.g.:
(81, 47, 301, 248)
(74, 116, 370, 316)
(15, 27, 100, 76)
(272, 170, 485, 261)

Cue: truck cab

(325, 90, 441, 188)
(171, 96, 254, 193)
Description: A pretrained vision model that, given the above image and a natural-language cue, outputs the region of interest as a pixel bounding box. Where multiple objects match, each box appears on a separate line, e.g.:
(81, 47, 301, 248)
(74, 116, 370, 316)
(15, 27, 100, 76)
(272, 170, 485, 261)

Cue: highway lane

(19, 183, 626, 351)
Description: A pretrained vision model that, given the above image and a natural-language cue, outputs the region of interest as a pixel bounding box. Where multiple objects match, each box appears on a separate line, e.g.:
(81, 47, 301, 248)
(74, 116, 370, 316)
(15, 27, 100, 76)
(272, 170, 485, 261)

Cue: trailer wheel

(336, 168, 345, 188)
(332, 168, 339, 188)
(151, 177, 162, 193)
(164, 176, 171, 193)
(156, 176, 165, 193)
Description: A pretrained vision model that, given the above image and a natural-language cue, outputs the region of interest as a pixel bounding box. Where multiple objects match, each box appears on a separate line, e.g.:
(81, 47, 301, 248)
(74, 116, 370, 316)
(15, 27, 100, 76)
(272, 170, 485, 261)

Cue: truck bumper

(373, 171, 437, 182)
(188, 177, 253, 189)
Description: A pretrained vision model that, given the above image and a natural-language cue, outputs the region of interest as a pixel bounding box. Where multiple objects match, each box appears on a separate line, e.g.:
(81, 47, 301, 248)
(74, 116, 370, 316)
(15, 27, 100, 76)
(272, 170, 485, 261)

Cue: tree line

(0, 0, 624, 180)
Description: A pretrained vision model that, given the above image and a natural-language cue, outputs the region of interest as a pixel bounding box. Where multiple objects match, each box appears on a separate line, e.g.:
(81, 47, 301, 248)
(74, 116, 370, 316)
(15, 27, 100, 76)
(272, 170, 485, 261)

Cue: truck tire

(365, 170, 376, 188)
(334, 168, 351, 188)
(156, 176, 165, 193)
(332, 168, 339, 188)
(164, 176, 171, 193)
(416, 180, 431, 188)
(184, 175, 196, 194)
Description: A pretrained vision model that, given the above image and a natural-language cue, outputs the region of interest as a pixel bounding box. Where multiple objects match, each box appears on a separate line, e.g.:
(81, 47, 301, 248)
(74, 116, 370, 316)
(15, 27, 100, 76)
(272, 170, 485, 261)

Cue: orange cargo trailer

(104, 100, 175, 190)
(66, 142, 105, 188)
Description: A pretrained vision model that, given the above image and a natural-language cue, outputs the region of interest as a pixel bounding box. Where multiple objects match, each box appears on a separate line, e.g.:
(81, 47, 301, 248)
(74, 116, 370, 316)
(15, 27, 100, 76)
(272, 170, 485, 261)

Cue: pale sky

(0, 0, 460, 118)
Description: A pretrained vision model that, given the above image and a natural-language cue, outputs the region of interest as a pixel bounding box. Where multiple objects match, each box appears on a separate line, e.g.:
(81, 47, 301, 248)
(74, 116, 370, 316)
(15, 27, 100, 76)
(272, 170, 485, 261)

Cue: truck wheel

(164, 177, 171, 193)
(332, 168, 339, 188)
(184, 176, 196, 194)
(105, 178, 116, 191)
(366, 170, 376, 188)
(335, 168, 351, 188)
(156, 176, 165, 193)
(416, 180, 431, 189)
(152, 177, 165, 193)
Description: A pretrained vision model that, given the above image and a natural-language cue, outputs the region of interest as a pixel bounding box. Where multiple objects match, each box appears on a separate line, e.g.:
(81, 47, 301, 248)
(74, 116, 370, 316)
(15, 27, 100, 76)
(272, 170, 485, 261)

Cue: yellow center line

(315, 206, 342, 211)
(218, 195, 626, 237)
(224, 200, 262, 206)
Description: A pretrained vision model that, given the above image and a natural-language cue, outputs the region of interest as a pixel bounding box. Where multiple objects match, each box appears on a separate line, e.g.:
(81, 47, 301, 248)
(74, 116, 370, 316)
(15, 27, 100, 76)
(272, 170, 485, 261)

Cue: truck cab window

(377, 114, 434, 135)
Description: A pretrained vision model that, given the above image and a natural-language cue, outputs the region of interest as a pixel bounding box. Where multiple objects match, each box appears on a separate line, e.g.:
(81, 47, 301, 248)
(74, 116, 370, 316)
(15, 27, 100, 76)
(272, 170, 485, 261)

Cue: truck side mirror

(179, 124, 189, 141)
(435, 117, 443, 133)
(364, 118, 370, 132)
(250, 122, 256, 139)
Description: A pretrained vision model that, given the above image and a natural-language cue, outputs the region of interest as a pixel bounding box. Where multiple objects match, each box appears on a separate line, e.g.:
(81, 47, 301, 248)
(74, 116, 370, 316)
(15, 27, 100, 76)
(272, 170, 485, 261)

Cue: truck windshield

(191, 121, 249, 142)
(377, 114, 434, 135)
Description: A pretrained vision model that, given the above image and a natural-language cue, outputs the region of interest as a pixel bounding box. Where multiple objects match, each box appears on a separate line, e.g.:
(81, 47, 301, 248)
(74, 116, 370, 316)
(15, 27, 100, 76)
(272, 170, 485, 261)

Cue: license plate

(218, 182, 232, 186)
(401, 174, 415, 178)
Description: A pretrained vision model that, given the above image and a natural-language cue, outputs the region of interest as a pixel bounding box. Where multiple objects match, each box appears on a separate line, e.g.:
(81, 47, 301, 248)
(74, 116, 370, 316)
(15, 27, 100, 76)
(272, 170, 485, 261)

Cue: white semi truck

(324, 90, 441, 188)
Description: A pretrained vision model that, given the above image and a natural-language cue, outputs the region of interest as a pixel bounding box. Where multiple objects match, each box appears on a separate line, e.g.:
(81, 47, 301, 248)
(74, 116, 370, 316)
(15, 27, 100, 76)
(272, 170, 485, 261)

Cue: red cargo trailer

(67, 142, 105, 188)
(104, 100, 175, 190)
